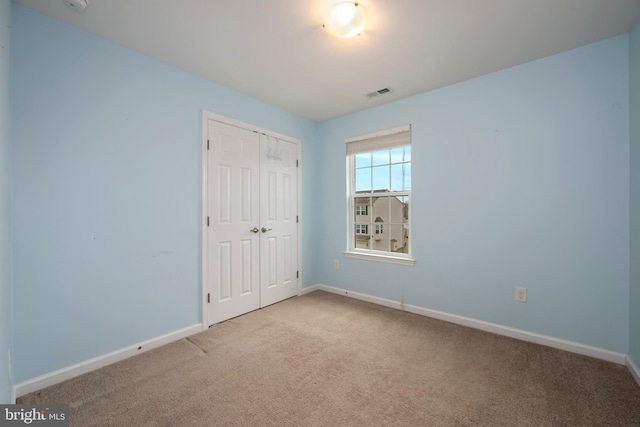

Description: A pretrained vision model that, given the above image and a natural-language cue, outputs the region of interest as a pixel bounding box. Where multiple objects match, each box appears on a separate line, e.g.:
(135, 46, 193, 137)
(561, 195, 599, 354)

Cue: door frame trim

(201, 111, 302, 330)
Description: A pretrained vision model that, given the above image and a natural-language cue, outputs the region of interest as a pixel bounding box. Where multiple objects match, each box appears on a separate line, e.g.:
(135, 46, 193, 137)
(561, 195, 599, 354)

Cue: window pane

(355, 223, 369, 234)
(355, 168, 372, 192)
(389, 225, 408, 253)
(354, 197, 370, 220)
(397, 195, 409, 221)
(391, 163, 410, 192)
(404, 163, 411, 191)
(376, 196, 403, 226)
(390, 147, 409, 164)
(371, 150, 389, 167)
(354, 223, 370, 249)
(355, 230, 370, 249)
(371, 225, 389, 251)
(355, 153, 371, 168)
(372, 165, 390, 191)
(371, 196, 388, 224)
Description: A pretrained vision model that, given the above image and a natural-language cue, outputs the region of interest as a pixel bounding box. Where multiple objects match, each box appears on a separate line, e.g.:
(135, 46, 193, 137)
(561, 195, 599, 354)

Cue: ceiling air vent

(365, 87, 392, 99)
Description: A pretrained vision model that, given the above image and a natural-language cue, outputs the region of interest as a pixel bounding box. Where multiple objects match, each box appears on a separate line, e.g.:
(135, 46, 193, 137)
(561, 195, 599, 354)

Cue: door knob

(261, 227, 272, 233)
(250, 227, 259, 233)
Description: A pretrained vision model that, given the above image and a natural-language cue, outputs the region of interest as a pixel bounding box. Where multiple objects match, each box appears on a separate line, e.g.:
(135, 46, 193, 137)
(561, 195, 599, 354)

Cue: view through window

(347, 126, 412, 262)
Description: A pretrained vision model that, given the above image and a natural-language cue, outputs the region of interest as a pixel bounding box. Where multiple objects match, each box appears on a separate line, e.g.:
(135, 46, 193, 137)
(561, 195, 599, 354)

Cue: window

(355, 205, 369, 216)
(346, 125, 414, 266)
(355, 224, 369, 234)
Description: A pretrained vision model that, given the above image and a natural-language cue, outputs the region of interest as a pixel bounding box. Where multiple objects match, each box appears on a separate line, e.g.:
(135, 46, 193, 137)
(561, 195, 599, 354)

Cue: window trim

(345, 125, 414, 266)
(344, 250, 416, 266)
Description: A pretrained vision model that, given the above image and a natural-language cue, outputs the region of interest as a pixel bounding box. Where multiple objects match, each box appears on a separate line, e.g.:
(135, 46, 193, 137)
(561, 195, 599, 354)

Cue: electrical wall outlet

(333, 260, 339, 269)
(515, 287, 527, 303)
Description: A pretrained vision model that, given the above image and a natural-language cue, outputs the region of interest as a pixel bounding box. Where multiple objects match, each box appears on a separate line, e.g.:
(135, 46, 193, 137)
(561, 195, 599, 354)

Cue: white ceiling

(13, 0, 640, 122)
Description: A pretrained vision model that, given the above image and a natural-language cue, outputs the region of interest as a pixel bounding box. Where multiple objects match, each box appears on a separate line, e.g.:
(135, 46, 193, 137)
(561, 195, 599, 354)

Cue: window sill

(344, 251, 415, 266)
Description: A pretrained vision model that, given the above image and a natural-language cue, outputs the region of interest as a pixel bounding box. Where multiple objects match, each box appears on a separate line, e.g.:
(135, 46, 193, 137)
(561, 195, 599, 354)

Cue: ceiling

(13, 0, 640, 122)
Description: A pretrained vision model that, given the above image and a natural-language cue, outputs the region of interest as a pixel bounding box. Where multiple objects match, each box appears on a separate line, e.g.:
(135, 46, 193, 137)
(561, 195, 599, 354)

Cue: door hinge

(296, 215, 299, 223)
(207, 139, 210, 150)
(296, 159, 299, 167)
(297, 271, 299, 279)
(207, 293, 210, 303)
(207, 216, 210, 226)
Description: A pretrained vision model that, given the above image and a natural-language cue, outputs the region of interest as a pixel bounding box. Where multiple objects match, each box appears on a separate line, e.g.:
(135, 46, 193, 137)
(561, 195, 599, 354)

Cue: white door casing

(202, 112, 301, 328)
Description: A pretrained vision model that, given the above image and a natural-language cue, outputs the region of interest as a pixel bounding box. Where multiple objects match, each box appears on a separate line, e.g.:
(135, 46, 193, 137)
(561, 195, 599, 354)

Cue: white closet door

(204, 115, 299, 326)
(259, 134, 299, 307)
(206, 120, 261, 325)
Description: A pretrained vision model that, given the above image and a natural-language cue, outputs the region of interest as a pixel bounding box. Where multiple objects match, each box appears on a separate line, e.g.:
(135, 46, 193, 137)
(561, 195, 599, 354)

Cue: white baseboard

(13, 324, 202, 399)
(300, 284, 320, 296)
(312, 284, 627, 365)
(627, 356, 640, 387)
(13, 288, 637, 400)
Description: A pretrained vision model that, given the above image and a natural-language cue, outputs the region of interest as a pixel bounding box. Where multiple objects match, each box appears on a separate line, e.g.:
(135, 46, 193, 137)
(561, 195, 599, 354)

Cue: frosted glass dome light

(323, 2, 366, 38)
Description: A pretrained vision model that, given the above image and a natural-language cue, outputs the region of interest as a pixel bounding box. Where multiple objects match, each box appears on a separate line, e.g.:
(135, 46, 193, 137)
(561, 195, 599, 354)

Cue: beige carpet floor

(18, 291, 640, 426)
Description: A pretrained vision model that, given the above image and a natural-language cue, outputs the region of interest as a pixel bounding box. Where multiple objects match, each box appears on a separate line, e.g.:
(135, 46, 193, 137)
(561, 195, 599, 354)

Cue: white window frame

(345, 125, 415, 266)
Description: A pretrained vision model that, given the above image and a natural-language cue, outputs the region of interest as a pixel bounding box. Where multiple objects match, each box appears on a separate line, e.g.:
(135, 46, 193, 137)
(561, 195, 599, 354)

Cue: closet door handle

(250, 227, 260, 233)
(261, 227, 272, 233)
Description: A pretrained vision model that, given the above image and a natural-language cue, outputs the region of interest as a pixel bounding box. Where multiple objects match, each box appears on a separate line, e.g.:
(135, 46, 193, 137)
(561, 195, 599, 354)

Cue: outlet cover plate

(515, 287, 527, 302)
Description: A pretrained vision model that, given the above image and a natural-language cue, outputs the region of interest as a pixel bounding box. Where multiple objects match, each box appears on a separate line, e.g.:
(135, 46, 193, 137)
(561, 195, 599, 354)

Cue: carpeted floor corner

(18, 291, 640, 426)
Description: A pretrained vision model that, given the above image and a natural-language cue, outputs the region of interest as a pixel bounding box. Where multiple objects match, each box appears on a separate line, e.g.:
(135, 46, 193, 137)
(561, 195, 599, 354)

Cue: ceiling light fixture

(63, 0, 89, 13)
(323, 2, 366, 39)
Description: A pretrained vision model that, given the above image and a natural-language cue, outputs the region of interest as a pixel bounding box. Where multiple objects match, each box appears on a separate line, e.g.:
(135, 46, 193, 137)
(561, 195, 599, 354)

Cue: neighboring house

(355, 192, 408, 253)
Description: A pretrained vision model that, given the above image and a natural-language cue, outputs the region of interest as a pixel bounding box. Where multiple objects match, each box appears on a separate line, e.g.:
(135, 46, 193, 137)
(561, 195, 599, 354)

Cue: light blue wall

(10, 4, 316, 383)
(630, 16, 640, 368)
(9, 1, 638, 386)
(0, 0, 12, 404)
(315, 35, 630, 353)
